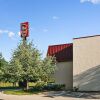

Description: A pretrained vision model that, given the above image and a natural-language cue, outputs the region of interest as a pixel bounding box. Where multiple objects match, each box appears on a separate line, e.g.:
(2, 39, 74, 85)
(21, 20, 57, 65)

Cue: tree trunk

(23, 80, 29, 91)
(18, 80, 29, 90)
(26, 80, 29, 90)
(18, 81, 24, 88)
(13, 82, 16, 87)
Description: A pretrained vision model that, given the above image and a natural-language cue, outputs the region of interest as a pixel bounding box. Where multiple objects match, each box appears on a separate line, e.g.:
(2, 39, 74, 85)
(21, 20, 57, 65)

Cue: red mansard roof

(47, 43, 73, 62)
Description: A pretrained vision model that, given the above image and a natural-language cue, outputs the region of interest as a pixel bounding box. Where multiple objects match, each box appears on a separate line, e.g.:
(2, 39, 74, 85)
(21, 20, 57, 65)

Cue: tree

(0, 53, 8, 69)
(10, 40, 41, 90)
(40, 56, 56, 82)
(8, 40, 56, 90)
(0, 53, 3, 79)
(0, 53, 3, 74)
(0, 53, 8, 82)
(5, 58, 23, 86)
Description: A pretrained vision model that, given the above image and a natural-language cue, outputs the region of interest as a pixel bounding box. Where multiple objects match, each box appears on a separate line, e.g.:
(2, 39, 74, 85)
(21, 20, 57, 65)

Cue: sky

(0, 0, 100, 61)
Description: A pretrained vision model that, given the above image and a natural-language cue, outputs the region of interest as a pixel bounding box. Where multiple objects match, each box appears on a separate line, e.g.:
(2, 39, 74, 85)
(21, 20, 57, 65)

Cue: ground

(1, 91, 100, 100)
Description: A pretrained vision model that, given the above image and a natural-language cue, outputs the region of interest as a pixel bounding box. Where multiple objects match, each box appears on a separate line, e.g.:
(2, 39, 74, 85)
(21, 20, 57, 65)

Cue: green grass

(3, 89, 41, 95)
(0, 82, 38, 95)
(0, 82, 15, 87)
(0, 82, 36, 87)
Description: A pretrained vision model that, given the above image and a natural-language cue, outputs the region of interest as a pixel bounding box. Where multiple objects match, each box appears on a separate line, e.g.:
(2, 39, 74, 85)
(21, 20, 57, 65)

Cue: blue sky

(0, 0, 100, 61)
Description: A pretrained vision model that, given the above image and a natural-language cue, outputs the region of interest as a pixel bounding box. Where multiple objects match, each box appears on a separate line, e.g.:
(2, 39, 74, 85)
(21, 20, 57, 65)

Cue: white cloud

(43, 29, 48, 32)
(0, 29, 15, 38)
(8, 32, 15, 38)
(80, 0, 100, 4)
(52, 16, 59, 20)
(0, 29, 9, 34)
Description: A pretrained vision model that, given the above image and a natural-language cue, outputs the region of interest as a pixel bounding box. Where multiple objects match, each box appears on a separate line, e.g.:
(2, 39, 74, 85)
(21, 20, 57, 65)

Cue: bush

(43, 83, 65, 91)
(32, 81, 47, 91)
(32, 82, 65, 91)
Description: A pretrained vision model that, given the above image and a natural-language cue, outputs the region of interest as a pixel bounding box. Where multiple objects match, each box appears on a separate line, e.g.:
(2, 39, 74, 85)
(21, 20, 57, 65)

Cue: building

(47, 43, 73, 90)
(73, 35, 100, 91)
(47, 35, 100, 91)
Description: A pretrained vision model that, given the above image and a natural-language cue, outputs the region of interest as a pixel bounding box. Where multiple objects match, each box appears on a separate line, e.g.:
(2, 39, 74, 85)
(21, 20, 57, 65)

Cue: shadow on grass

(0, 86, 21, 92)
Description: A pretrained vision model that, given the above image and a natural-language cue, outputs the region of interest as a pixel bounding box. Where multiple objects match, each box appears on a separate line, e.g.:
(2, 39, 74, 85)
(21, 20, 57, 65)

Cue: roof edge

(48, 43, 73, 47)
(73, 35, 100, 40)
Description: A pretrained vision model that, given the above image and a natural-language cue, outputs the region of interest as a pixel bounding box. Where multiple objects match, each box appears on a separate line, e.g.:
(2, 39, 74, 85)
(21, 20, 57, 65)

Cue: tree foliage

(40, 56, 56, 82)
(0, 53, 8, 82)
(6, 40, 56, 89)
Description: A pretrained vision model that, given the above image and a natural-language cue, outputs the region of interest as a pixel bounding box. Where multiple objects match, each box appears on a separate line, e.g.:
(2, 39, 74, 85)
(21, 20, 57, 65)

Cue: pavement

(1, 91, 100, 100)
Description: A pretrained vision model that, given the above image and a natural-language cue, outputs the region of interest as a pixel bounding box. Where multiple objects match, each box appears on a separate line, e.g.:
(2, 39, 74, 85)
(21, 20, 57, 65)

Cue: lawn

(0, 82, 14, 87)
(0, 82, 35, 87)
(3, 89, 40, 95)
(0, 82, 65, 95)
(0, 82, 37, 94)
(0, 82, 44, 95)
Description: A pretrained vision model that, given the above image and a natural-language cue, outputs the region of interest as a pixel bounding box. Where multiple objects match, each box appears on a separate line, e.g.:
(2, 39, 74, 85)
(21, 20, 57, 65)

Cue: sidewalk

(1, 91, 100, 100)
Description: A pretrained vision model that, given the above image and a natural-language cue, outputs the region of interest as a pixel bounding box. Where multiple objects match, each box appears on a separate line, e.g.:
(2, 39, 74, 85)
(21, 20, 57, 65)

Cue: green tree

(0, 53, 3, 79)
(40, 56, 56, 82)
(10, 40, 41, 90)
(5, 58, 23, 86)
(9, 40, 56, 90)
(0, 53, 8, 82)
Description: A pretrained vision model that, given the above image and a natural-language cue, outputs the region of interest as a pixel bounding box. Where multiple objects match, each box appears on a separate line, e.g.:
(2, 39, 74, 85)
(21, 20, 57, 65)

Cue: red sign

(20, 22, 29, 38)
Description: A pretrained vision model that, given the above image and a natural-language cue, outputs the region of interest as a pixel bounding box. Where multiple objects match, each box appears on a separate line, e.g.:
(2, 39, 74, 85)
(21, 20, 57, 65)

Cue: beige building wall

(54, 61, 73, 90)
(73, 36, 100, 91)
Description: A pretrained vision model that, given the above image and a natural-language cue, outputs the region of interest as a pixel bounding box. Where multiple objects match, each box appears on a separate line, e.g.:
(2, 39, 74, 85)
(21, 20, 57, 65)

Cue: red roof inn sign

(20, 22, 29, 39)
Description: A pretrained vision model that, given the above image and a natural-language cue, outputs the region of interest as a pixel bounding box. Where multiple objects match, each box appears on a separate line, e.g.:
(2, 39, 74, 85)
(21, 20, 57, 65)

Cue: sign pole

(22, 37, 26, 47)
(20, 22, 29, 88)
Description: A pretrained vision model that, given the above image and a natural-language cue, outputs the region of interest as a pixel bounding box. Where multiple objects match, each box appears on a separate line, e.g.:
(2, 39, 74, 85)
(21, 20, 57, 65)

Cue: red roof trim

(48, 43, 72, 47)
(47, 43, 73, 62)
(73, 35, 100, 40)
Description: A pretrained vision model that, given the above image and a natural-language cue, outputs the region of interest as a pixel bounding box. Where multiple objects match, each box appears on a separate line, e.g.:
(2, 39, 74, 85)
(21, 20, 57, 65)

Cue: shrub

(32, 82, 65, 91)
(32, 81, 46, 91)
(43, 83, 65, 91)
